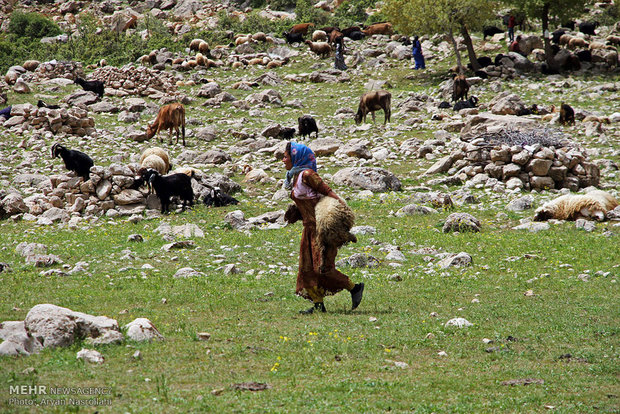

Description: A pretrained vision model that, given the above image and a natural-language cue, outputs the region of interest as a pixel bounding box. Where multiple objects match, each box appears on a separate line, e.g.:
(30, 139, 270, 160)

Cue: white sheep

(534, 190, 619, 221)
(140, 147, 170, 173)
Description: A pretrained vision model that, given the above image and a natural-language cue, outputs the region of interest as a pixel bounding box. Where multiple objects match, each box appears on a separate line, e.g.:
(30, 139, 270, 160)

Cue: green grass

(1, 15, 619, 413)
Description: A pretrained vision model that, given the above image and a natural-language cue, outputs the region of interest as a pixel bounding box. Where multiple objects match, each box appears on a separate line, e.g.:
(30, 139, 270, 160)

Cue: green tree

(504, 0, 588, 68)
(383, 0, 497, 72)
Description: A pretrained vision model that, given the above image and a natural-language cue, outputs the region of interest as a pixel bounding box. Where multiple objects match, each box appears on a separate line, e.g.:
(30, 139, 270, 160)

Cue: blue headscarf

(284, 142, 317, 190)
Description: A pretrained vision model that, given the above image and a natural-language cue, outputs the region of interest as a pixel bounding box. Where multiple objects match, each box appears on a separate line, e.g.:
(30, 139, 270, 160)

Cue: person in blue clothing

(411, 36, 425, 69)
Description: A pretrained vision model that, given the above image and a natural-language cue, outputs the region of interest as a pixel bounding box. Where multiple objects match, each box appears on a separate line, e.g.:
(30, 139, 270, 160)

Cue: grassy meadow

(1, 24, 619, 413)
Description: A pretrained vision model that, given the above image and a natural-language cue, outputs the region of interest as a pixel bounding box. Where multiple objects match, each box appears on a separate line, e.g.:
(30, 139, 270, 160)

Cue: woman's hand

(327, 190, 346, 206)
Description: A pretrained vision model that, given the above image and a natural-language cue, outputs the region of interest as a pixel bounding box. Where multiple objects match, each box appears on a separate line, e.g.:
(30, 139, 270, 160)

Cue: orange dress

(290, 170, 354, 301)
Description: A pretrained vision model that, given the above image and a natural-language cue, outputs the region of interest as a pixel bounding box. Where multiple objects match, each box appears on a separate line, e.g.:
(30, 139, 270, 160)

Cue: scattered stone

(76, 348, 104, 364)
(444, 318, 473, 328)
(124, 318, 164, 342)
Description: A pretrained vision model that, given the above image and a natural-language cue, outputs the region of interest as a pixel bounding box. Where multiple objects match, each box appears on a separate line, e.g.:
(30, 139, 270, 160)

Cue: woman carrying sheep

(281, 142, 364, 314)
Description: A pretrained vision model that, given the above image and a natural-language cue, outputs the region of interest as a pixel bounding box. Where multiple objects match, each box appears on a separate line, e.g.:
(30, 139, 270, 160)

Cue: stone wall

(0, 164, 240, 222)
(443, 142, 600, 191)
(2, 103, 96, 136)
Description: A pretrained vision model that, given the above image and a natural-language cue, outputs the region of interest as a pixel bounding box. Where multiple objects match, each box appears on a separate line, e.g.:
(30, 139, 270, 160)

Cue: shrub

(295, 0, 331, 26)
(8, 11, 61, 39)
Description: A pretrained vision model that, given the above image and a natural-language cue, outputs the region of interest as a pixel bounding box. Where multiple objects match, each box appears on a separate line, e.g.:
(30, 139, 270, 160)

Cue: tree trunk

(542, 2, 555, 68)
(461, 24, 480, 71)
(448, 27, 463, 73)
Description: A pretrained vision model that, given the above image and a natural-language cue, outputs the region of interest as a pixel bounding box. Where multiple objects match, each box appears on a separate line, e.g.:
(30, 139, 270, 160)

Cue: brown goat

(289, 23, 315, 35)
(328, 30, 344, 45)
(305, 41, 331, 58)
(362, 22, 393, 36)
(452, 74, 469, 102)
(147, 103, 186, 146)
(354, 90, 391, 125)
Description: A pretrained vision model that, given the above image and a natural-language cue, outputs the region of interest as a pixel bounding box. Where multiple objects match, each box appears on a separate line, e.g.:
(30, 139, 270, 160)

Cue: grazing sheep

(607, 35, 620, 46)
(203, 187, 239, 207)
(312, 30, 327, 42)
(534, 190, 619, 221)
(305, 41, 331, 58)
(140, 154, 167, 175)
(51, 143, 93, 180)
(559, 34, 573, 45)
(568, 37, 588, 49)
(559, 103, 575, 125)
(354, 90, 391, 125)
(146, 103, 186, 146)
(452, 74, 469, 102)
(235, 36, 252, 46)
(252, 32, 267, 42)
(453, 96, 479, 111)
(298, 115, 319, 138)
(266, 60, 284, 69)
(189, 39, 204, 51)
(74, 77, 104, 98)
(141, 169, 194, 214)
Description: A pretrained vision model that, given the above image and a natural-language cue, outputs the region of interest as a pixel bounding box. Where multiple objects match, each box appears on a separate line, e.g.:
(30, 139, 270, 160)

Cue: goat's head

(354, 112, 363, 125)
(146, 124, 156, 139)
(51, 143, 63, 159)
(470, 96, 479, 106)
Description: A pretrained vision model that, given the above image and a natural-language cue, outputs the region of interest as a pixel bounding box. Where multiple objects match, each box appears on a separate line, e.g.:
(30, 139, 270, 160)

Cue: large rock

(197, 82, 221, 98)
(335, 139, 372, 159)
(332, 167, 401, 192)
(124, 318, 164, 341)
(489, 92, 527, 115)
(24, 304, 119, 348)
(309, 138, 341, 155)
(66, 90, 99, 106)
(1, 193, 28, 217)
(443, 213, 481, 233)
(437, 252, 473, 268)
(114, 189, 144, 205)
(195, 149, 231, 164)
(0, 321, 43, 356)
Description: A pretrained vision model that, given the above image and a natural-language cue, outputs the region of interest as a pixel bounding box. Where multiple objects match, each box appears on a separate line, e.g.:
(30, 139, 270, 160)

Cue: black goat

(283, 31, 304, 44)
(552, 29, 566, 44)
(578, 21, 597, 36)
(298, 115, 319, 138)
(37, 100, 60, 110)
(576, 49, 592, 62)
(142, 169, 194, 214)
(74, 77, 104, 98)
(346, 31, 365, 41)
(0, 106, 11, 121)
(453, 96, 479, 111)
(278, 127, 296, 140)
(483, 26, 504, 40)
(438, 101, 451, 109)
(51, 143, 94, 180)
(203, 187, 239, 207)
(559, 103, 575, 125)
(494, 53, 507, 66)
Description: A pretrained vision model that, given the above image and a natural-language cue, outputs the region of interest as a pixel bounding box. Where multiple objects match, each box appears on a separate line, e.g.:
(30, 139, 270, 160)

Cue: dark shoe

(300, 302, 326, 314)
(351, 283, 364, 310)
